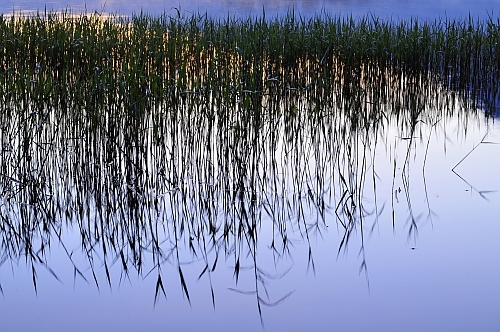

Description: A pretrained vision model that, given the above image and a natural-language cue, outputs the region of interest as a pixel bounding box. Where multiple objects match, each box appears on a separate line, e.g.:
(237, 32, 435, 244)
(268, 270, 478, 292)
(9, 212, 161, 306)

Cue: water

(1, 0, 499, 20)
(0, 2, 499, 332)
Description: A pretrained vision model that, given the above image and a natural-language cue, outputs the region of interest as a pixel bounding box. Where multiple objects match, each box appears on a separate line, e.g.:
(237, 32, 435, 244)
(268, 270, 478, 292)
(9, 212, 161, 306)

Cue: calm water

(1, 0, 500, 20)
(0, 1, 500, 332)
(3, 92, 499, 332)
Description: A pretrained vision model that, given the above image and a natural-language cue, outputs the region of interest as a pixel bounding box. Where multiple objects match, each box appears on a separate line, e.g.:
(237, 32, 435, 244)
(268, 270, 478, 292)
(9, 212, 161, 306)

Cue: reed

(0, 10, 497, 112)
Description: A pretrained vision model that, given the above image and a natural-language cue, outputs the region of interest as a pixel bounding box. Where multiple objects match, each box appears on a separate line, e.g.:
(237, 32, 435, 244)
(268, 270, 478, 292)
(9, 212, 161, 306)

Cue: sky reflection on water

(1, 0, 500, 20)
(1, 89, 499, 331)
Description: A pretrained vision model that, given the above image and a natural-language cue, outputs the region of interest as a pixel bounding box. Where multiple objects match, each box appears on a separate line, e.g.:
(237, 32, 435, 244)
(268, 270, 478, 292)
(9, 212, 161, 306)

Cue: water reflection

(2, 0, 500, 20)
(0, 12, 499, 330)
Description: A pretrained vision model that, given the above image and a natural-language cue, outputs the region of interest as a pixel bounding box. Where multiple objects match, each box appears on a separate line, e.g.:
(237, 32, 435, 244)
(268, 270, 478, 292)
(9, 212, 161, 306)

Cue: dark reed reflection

(0, 11, 498, 320)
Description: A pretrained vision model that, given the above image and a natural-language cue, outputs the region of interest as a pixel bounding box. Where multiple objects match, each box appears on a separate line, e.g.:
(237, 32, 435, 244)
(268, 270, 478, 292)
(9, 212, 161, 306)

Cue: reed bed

(0, 10, 498, 316)
(0, 10, 498, 109)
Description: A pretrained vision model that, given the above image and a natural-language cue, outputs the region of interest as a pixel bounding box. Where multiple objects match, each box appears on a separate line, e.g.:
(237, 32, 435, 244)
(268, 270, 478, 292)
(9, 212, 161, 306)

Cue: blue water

(1, 0, 499, 20)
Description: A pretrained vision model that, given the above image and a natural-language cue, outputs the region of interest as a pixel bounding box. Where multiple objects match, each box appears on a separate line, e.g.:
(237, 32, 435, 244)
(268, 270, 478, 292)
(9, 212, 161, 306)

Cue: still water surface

(1, 0, 500, 20)
(0, 1, 499, 332)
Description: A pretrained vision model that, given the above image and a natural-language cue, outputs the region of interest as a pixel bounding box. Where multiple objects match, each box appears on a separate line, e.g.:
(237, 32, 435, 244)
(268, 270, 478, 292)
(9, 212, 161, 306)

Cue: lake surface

(0, 1, 499, 332)
(1, 0, 500, 20)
